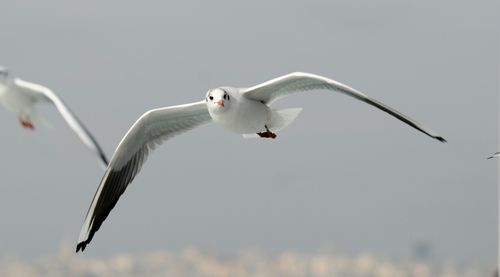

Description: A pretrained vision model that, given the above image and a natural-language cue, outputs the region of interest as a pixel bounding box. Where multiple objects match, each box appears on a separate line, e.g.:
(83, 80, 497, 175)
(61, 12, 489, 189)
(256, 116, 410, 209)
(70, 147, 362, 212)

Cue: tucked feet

(257, 126, 277, 139)
(18, 118, 34, 130)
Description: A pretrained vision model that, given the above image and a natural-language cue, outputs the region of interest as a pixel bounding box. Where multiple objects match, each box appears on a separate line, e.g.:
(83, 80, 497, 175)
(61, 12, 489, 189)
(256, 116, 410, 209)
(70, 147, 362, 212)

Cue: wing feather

(14, 78, 109, 167)
(76, 101, 211, 252)
(487, 152, 500, 159)
(242, 72, 446, 142)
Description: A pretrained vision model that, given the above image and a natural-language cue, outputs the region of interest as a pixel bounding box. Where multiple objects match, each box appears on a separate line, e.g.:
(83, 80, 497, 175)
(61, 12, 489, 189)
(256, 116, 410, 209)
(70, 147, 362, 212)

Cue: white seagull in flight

(76, 72, 446, 252)
(0, 66, 108, 168)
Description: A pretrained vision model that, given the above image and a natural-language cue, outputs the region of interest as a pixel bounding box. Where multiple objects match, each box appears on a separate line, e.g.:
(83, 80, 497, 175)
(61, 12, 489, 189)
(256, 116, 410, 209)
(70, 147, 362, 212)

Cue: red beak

(216, 99, 224, 107)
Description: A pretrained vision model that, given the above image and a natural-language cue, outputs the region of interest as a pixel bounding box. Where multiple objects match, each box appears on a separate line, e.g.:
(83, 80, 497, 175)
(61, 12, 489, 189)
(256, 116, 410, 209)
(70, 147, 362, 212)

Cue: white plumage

(76, 72, 446, 252)
(0, 67, 108, 168)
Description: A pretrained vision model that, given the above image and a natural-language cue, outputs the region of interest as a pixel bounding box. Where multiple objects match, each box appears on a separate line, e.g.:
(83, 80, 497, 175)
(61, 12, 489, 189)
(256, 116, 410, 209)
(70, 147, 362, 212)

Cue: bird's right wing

(76, 100, 212, 252)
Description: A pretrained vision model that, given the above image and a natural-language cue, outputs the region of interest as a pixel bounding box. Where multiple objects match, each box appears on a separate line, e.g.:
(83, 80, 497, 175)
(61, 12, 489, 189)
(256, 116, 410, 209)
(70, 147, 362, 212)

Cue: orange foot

(19, 118, 35, 130)
(257, 126, 276, 139)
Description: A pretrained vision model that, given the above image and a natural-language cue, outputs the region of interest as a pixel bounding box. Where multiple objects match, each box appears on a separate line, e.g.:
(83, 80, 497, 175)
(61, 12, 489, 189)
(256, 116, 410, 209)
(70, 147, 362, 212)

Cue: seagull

(0, 66, 108, 168)
(487, 152, 499, 159)
(76, 72, 446, 252)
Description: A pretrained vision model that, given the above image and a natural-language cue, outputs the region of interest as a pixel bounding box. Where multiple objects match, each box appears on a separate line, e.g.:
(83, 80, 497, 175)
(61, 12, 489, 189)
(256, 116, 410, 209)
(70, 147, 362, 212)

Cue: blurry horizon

(0, 239, 495, 276)
(0, 0, 497, 265)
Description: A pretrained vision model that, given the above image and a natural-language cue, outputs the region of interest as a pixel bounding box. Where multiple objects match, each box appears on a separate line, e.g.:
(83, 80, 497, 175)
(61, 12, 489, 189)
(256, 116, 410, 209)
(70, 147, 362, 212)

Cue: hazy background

(0, 0, 497, 265)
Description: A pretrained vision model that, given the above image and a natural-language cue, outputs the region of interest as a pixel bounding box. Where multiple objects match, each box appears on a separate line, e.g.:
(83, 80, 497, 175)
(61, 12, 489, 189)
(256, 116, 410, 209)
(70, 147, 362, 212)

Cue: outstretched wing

(76, 101, 212, 252)
(242, 72, 446, 142)
(15, 78, 109, 168)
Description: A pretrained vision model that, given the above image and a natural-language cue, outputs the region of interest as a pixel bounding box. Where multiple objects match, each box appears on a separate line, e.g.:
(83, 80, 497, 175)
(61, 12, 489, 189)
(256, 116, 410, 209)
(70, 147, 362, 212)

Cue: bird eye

(209, 96, 213, 100)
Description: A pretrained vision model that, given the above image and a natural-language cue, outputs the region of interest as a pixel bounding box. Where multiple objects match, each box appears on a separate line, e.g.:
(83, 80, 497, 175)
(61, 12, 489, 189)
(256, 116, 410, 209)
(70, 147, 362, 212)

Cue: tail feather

(242, 133, 259, 139)
(31, 112, 53, 129)
(268, 108, 303, 132)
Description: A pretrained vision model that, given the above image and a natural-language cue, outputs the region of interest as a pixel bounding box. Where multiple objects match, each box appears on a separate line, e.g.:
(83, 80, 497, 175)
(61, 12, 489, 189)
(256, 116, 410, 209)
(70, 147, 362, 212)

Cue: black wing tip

(76, 241, 87, 253)
(435, 136, 447, 143)
(487, 153, 499, 159)
(100, 152, 109, 167)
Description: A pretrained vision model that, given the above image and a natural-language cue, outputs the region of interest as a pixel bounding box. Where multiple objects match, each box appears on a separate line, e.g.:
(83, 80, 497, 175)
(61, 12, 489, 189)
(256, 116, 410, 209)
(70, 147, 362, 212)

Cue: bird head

(205, 87, 232, 114)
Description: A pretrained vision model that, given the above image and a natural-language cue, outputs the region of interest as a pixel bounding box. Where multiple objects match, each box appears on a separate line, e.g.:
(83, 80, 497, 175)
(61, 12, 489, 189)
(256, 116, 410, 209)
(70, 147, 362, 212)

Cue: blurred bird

(0, 66, 108, 168)
(487, 152, 499, 159)
(76, 72, 446, 252)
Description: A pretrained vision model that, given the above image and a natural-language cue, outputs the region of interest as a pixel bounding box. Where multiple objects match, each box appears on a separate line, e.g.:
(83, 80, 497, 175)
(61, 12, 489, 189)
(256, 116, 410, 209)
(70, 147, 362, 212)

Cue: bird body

(207, 87, 271, 134)
(0, 78, 40, 116)
(76, 72, 446, 252)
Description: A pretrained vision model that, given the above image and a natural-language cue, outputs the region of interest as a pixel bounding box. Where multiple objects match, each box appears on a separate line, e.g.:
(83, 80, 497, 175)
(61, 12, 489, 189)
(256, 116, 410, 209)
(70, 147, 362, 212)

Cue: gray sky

(0, 0, 497, 263)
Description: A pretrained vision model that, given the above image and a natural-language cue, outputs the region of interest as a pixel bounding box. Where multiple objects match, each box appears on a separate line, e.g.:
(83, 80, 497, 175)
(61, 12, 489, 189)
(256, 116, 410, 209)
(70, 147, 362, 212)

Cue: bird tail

(241, 108, 302, 139)
(268, 108, 303, 132)
(31, 112, 53, 129)
(242, 133, 259, 139)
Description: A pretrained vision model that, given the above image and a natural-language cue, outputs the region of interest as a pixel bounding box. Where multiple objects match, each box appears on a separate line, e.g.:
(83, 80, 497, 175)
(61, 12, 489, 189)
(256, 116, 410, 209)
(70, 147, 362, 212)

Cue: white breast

(0, 82, 33, 114)
(210, 96, 270, 134)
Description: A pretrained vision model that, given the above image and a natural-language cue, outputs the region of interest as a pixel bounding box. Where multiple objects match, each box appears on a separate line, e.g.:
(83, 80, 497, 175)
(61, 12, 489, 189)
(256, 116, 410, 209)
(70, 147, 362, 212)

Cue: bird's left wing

(15, 78, 109, 167)
(241, 72, 446, 142)
(76, 100, 211, 252)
